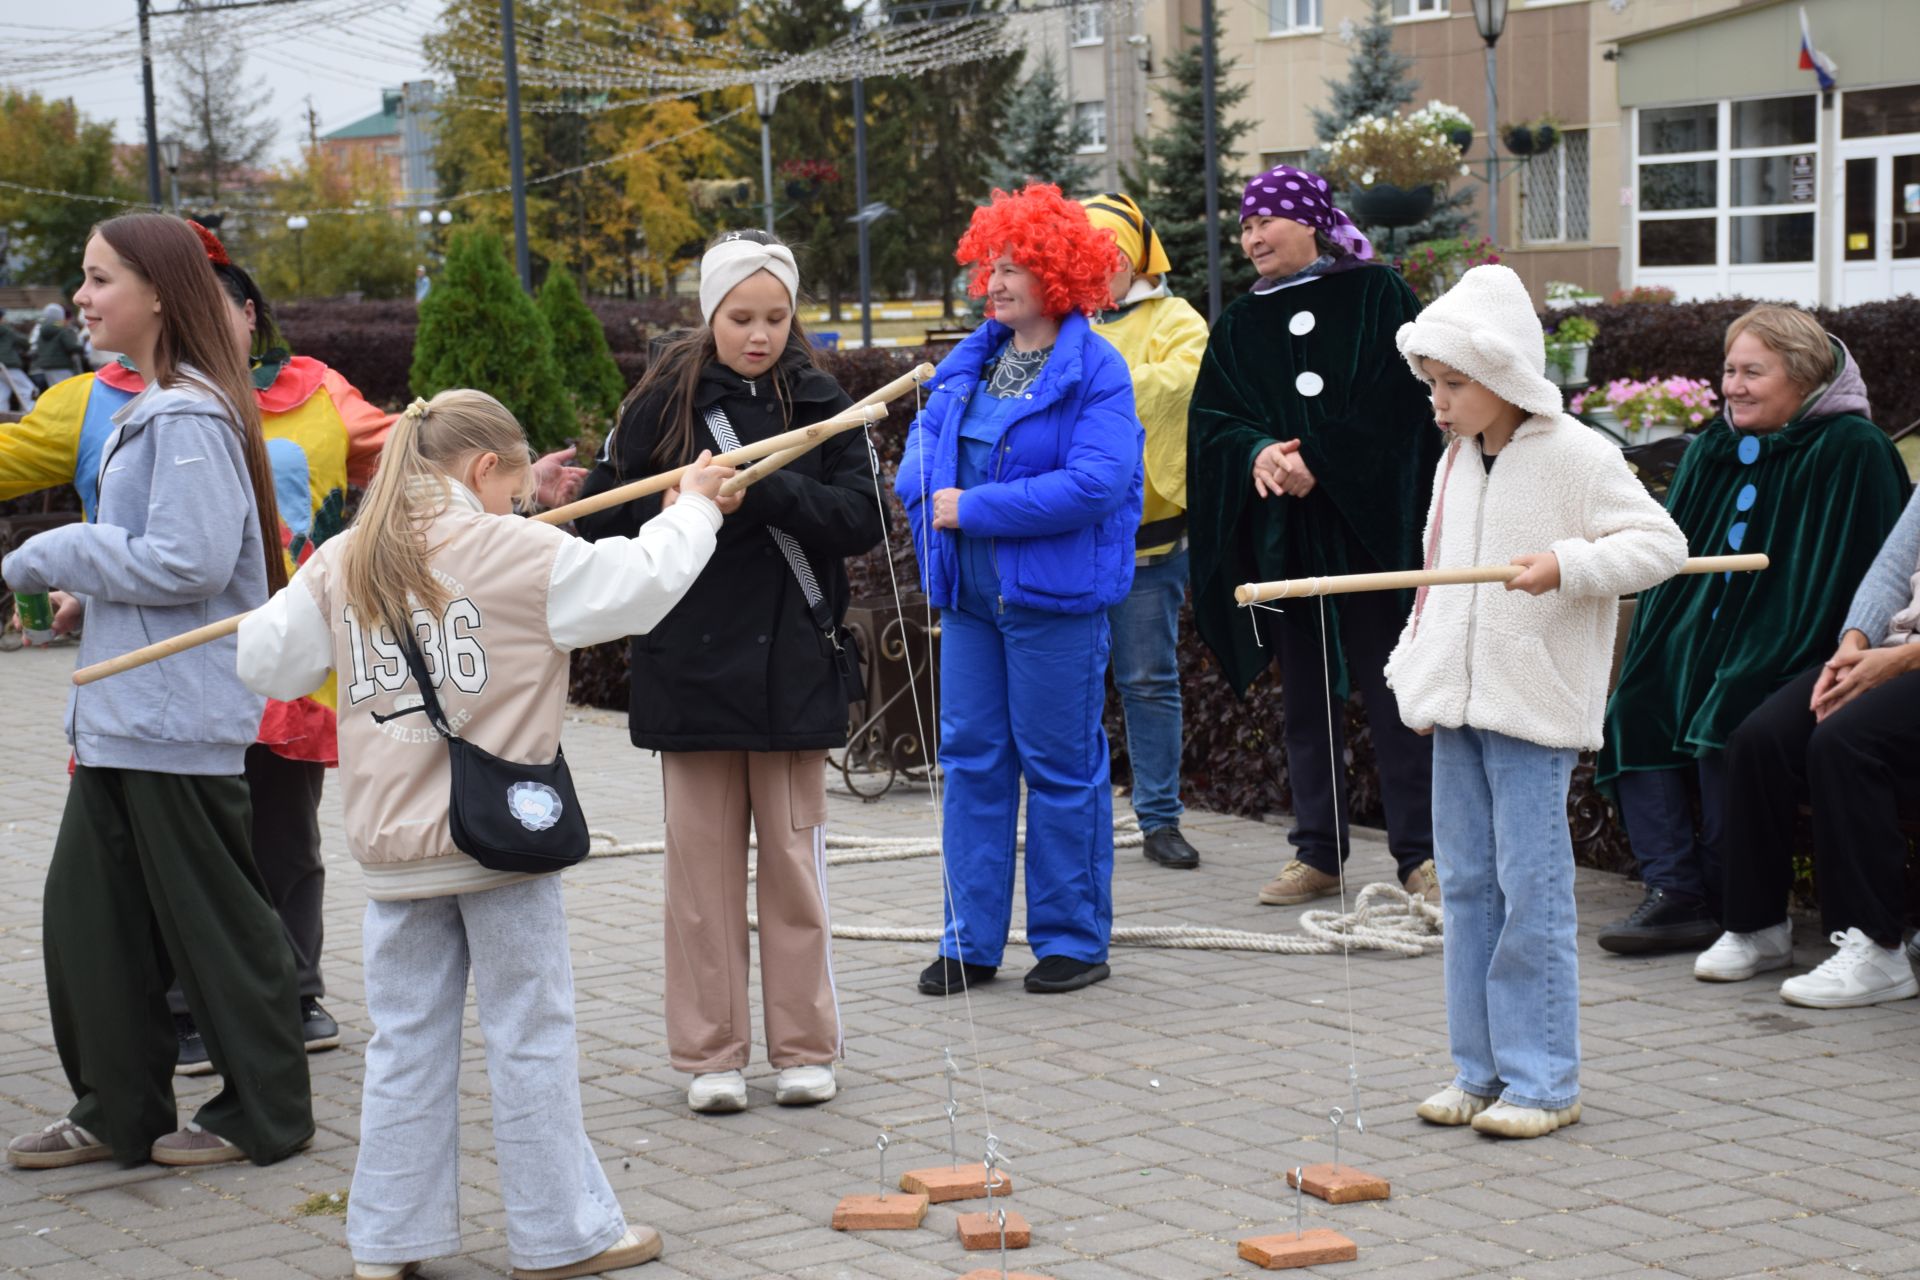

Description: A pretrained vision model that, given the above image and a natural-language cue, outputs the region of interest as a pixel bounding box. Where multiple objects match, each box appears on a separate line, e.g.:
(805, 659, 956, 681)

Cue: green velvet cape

(1598, 412, 1907, 787)
(1188, 263, 1441, 695)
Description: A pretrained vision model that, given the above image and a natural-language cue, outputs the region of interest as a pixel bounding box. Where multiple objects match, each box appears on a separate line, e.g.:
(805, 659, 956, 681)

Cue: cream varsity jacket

(1384, 414, 1687, 752)
(238, 480, 720, 898)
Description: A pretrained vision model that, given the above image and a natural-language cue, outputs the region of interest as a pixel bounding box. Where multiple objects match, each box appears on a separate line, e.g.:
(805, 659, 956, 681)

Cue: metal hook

(1328, 1106, 1345, 1170)
(1293, 1165, 1306, 1238)
(997, 1206, 1010, 1278)
(875, 1133, 890, 1195)
(946, 1100, 960, 1168)
(1347, 1063, 1366, 1137)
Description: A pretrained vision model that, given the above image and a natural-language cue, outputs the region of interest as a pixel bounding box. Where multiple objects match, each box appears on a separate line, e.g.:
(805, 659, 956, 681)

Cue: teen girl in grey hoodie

(1, 214, 312, 1172)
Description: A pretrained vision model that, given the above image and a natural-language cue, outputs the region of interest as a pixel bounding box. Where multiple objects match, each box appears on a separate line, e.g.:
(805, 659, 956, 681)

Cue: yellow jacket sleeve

(0, 376, 87, 505)
(1129, 296, 1209, 512)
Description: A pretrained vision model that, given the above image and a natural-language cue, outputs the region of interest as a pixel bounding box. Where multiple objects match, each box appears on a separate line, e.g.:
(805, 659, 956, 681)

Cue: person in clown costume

(0, 222, 587, 1073)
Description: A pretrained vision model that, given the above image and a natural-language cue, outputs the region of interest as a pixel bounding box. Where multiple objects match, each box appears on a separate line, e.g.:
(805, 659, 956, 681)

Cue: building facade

(318, 81, 441, 210)
(1029, 0, 1910, 305)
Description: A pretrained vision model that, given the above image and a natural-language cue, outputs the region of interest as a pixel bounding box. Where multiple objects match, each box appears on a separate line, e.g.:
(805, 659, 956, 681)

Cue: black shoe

(1023, 955, 1111, 994)
(1142, 826, 1200, 870)
(918, 956, 998, 996)
(174, 1013, 213, 1078)
(1597, 887, 1721, 955)
(300, 997, 340, 1053)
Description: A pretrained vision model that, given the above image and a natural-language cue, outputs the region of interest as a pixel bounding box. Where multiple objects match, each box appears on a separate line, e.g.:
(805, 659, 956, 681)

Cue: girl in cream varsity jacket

(238, 390, 728, 1280)
(1386, 266, 1686, 1141)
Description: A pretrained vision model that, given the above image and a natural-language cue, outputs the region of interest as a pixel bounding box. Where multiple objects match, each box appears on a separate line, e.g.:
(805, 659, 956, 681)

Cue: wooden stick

(1234, 553, 1770, 605)
(73, 363, 938, 687)
(719, 361, 935, 496)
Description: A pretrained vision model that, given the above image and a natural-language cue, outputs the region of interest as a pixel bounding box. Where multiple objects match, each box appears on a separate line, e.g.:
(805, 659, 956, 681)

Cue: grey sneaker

(150, 1122, 244, 1167)
(6, 1118, 109, 1169)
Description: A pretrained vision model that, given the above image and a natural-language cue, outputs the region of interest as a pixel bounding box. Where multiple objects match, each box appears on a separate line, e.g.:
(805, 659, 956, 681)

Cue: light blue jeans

(348, 876, 628, 1271)
(1432, 726, 1581, 1111)
(1106, 549, 1188, 832)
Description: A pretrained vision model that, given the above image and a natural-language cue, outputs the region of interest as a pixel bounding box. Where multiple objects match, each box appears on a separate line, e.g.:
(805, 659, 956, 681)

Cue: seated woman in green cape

(1596, 305, 1907, 956)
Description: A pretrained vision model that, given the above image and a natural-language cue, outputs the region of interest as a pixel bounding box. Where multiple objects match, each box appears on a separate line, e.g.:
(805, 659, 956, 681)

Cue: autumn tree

(0, 90, 137, 286)
(250, 146, 418, 300)
(162, 10, 278, 203)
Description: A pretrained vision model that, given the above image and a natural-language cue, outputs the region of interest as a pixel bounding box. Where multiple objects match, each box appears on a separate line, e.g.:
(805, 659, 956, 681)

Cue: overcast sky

(11, 0, 438, 167)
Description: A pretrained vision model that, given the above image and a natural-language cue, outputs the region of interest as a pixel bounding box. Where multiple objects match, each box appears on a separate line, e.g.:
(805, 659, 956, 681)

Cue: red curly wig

(955, 183, 1124, 320)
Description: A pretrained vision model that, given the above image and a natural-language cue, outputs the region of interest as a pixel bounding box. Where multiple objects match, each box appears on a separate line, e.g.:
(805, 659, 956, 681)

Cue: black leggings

(1722, 662, 1920, 948)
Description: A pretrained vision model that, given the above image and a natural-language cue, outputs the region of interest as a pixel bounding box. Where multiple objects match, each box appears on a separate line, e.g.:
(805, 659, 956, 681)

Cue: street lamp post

(752, 79, 780, 236)
(159, 137, 182, 212)
(1472, 0, 1510, 245)
(285, 215, 309, 295)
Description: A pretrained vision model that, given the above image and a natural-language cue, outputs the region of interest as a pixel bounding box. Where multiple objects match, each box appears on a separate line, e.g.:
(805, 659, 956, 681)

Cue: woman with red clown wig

(897, 183, 1143, 996)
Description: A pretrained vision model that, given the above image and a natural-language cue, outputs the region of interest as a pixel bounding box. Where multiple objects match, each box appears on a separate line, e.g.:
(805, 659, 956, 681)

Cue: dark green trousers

(44, 765, 314, 1166)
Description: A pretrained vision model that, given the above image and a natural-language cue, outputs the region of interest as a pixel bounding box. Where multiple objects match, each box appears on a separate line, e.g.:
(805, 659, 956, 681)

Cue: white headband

(699, 237, 799, 326)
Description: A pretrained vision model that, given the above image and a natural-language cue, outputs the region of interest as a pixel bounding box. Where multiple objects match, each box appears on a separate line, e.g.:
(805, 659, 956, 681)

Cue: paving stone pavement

(1, 642, 1918, 1279)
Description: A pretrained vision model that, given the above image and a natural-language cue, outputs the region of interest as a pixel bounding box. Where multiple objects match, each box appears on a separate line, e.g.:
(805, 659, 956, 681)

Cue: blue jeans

(1106, 549, 1187, 832)
(938, 588, 1114, 968)
(1432, 727, 1580, 1111)
(1614, 757, 1726, 908)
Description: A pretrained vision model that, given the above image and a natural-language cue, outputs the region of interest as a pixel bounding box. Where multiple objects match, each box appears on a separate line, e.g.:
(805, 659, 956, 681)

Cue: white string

(1317, 593, 1366, 1137)
(862, 378, 999, 1149)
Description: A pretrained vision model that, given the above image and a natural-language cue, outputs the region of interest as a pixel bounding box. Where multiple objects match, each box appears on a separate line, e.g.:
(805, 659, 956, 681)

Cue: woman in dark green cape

(1596, 306, 1907, 956)
(1188, 163, 1443, 909)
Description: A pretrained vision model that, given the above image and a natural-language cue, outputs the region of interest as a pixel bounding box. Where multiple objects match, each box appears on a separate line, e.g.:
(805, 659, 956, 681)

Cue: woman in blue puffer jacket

(897, 183, 1144, 996)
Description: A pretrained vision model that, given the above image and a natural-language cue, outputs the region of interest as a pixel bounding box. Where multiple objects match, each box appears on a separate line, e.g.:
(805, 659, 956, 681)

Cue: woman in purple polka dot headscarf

(1239, 163, 1374, 274)
(1187, 162, 1444, 911)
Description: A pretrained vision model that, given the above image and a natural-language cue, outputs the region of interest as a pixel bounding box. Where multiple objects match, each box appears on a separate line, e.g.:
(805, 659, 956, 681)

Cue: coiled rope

(586, 823, 1444, 957)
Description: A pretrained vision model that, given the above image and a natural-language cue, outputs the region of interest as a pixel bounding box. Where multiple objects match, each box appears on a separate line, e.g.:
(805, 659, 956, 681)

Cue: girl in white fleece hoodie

(239, 390, 730, 1280)
(1385, 265, 1687, 1139)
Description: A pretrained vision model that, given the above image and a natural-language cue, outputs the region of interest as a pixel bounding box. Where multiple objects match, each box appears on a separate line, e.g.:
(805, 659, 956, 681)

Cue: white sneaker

(687, 1070, 748, 1113)
(352, 1264, 419, 1280)
(774, 1064, 837, 1106)
(1415, 1085, 1495, 1126)
(1694, 923, 1794, 982)
(1469, 1099, 1582, 1139)
(1779, 928, 1920, 1009)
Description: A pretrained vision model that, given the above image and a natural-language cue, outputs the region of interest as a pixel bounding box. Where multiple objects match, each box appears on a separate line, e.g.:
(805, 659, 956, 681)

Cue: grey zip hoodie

(2, 370, 268, 774)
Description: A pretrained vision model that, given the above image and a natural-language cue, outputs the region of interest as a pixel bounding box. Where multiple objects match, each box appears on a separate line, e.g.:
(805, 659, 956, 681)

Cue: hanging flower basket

(1503, 125, 1539, 156)
(1348, 183, 1437, 228)
(1447, 127, 1476, 152)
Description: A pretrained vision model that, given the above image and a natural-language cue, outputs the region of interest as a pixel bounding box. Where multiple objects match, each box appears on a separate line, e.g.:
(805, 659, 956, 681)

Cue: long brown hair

(94, 213, 287, 593)
(342, 390, 532, 642)
(614, 228, 821, 474)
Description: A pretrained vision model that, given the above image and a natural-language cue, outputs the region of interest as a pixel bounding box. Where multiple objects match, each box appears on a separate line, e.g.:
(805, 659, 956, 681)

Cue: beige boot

(1415, 1086, 1494, 1126)
(1402, 858, 1442, 905)
(1470, 1100, 1582, 1139)
(1258, 860, 1341, 906)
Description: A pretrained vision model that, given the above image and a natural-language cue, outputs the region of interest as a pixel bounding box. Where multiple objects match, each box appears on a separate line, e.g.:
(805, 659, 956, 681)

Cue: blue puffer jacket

(897, 311, 1143, 615)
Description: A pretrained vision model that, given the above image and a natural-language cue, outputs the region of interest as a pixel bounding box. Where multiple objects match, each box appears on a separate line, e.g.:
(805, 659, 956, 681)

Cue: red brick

(830, 1193, 928, 1230)
(1237, 1228, 1360, 1268)
(955, 1272, 1054, 1280)
(1286, 1163, 1391, 1204)
(955, 1208, 1030, 1250)
(899, 1163, 1011, 1203)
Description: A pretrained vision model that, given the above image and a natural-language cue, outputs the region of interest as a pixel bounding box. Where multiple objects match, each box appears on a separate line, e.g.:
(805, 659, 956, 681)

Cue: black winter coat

(576, 350, 885, 752)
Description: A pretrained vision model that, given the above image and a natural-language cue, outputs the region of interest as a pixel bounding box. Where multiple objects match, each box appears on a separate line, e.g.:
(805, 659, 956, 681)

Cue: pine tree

(163, 11, 278, 205)
(999, 52, 1096, 194)
(538, 267, 626, 428)
(1129, 8, 1256, 314)
(1310, 0, 1415, 143)
(1313, 0, 1471, 245)
(411, 229, 575, 450)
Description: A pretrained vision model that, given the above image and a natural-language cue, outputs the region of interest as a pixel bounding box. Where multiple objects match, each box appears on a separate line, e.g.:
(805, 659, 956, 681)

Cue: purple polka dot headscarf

(1240, 164, 1374, 262)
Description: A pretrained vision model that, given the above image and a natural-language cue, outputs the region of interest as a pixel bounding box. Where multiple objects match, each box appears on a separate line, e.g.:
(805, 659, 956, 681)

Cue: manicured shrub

(539, 269, 626, 429)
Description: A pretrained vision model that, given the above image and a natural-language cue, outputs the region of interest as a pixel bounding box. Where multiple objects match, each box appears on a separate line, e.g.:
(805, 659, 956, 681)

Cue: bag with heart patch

(388, 630, 591, 875)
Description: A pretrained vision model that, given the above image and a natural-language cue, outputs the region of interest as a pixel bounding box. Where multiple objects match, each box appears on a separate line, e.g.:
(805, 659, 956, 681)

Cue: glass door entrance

(1839, 144, 1920, 303)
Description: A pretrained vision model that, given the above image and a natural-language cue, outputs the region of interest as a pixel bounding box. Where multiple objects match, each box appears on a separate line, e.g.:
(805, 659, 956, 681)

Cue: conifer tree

(538, 267, 626, 428)
(1129, 8, 1255, 313)
(411, 229, 574, 450)
(999, 52, 1096, 194)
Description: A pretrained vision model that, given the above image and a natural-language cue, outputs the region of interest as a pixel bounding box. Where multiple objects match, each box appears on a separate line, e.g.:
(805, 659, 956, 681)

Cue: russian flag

(1799, 6, 1837, 91)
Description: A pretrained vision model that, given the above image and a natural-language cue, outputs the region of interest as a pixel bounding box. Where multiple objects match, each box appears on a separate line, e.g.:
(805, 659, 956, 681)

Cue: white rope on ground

(585, 824, 1444, 957)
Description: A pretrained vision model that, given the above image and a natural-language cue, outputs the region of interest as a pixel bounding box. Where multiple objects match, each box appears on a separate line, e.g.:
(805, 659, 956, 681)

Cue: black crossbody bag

(383, 631, 592, 875)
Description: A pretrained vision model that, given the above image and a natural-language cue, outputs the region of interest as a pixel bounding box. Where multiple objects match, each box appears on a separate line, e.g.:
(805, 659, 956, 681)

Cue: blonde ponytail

(341, 389, 533, 641)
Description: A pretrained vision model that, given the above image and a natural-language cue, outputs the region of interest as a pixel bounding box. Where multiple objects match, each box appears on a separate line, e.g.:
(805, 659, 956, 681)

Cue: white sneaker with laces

(774, 1064, 838, 1106)
(1694, 923, 1793, 982)
(687, 1069, 748, 1113)
(1779, 928, 1920, 1009)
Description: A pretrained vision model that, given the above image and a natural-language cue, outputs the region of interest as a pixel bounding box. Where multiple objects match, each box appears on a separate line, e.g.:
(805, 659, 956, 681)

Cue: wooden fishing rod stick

(73, 367, 938, 688)
(719, 361, 935, 496)
(1234, 553, 1769, 605)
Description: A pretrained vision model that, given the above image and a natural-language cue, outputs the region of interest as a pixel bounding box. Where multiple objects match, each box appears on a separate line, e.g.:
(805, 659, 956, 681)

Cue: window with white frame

(1259, 149, 1309, 173)
(1523, 129, 1590, 243)
(1634, 95, 1817, 272)
(1392, 0, 1448, 17)
(1074, 101, 1108, 153)
(1268, 0, 1321, 34)
(1070, 3, 1105, 45)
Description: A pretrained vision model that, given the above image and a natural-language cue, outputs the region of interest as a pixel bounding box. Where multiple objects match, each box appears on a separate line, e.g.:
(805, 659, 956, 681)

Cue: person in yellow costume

(0, 223, 588, 1074)
(1082, 193, 1210, 870)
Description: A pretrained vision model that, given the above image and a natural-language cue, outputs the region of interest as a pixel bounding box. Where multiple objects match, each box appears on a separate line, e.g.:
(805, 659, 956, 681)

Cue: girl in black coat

(576, 231, 883, 1114)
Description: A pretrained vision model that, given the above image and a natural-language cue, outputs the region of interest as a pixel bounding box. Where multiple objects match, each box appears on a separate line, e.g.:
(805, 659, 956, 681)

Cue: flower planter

(1583, 404, 1626, 444)
(1629, 421, 1687, 444)
(1347, 183, 1436, 228)
(1548, 342, 1590, 387)
(1447, 127, 1475, 152)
